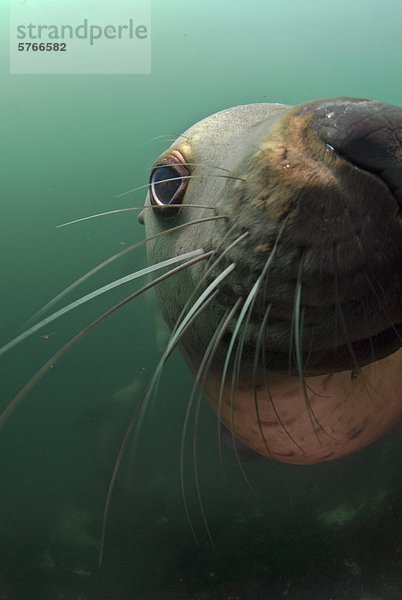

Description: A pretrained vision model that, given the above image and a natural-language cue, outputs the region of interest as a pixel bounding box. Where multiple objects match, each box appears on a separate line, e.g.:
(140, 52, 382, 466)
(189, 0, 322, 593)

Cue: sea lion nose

(307, 98, 402, 209)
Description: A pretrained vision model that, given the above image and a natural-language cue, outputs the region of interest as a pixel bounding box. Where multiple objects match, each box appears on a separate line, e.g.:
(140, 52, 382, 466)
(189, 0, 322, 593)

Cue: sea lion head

(141, 98, 402, 463)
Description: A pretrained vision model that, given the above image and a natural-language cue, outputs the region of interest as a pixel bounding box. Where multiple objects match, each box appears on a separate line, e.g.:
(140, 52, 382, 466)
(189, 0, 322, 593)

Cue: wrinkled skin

(142, 98, 402, 464)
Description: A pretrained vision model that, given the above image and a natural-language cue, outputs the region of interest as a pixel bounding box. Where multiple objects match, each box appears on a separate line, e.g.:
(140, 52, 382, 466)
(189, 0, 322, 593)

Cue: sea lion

(140, 98, 402, 465)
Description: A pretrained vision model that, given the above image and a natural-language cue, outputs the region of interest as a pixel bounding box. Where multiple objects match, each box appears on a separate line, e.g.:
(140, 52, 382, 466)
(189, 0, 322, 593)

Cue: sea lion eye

(149, 153, 189, 216)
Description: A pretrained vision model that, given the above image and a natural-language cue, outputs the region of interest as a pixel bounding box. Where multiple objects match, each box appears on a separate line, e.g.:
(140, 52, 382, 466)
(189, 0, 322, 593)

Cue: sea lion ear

(137, 209, 145, 225)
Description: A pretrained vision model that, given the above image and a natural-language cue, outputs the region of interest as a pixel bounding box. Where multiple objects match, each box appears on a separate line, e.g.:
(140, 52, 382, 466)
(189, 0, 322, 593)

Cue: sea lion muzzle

(305, 98, 402, 209)
(197, 98, 402, 375)
(143, 98, 402, 463)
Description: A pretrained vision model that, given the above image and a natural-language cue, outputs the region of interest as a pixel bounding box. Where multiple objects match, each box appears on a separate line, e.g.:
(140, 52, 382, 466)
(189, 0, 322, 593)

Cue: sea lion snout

(302, 98, 402, 210)
(207, 99, 402, 373)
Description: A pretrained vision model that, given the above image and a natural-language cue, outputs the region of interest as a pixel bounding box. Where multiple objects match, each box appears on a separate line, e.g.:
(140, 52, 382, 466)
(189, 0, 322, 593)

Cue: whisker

(231, 225, 293, 474)
(293, 264, 324, 442)
(56, 207, 142, 228)
(0, 251, 213, 430)
(253, 304, 273, 458)
(98, 262, 237, 565)
(192, 301, 241, 521)
(216, 217, 289, 469)
(144, 136, 177, 145)
(99, 287, 221, 567)
(166, 264, 236, 353)
(142, 132, 190, 145)
(288, 307, 295, 376)
(250, 225, 289, 455)
(180, 309, 234, 547)
(56, 204, 218, 229)
(334, 279, 380, 403)
(133, 260, 236, 434)
(259, 306, 306, 454)
(302, 331, 332, 400)
(335, 206, 389, 397)
(182, 300, 241, 520)
(257, 246, 307, 452)
(294, 267, 337, 442)
(332, 242, 383, 400)
(148, 162, 231, 174)
(0, 249, 206, 359)
(171, 231, 249, 338)
(217, 276, 261, 476)
(229, 309, 260, 497)
(27, 216, 228, 326)
(116, 173, 246, 199)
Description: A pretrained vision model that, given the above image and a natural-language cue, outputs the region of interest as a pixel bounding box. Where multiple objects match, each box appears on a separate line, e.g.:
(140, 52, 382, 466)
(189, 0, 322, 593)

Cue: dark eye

(149, 153, 189, 217)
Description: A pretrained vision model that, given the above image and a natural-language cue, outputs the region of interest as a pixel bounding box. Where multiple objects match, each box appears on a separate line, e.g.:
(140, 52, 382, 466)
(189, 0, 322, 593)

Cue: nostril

(305, 99, 402, 209)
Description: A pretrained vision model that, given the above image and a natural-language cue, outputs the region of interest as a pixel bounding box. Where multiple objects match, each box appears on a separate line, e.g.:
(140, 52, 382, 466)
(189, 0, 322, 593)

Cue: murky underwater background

(1, 0, 402, 598)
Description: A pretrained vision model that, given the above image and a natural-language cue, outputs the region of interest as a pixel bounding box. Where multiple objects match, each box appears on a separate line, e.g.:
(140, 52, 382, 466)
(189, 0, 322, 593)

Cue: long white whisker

(56, 204, 217, 229)
(116, 173, 245, 199)
(179, 305, 237, 544)
(171, 232, 249, 338)
(99, 263, 237, 563)
(0, 250, 204, 358)
(99, 284, 225, 565)
(217, 276, 262, 474)
(217, 217, 289, 471)
(165, 263, 236, 354)
(142, 132, 189, 145)
(56, 207, 142, 228)
(151, 162, 231, 173)
(0, 251, 213, 431)
(294, 266, 334, 441)
(253, 304, 273, 457)
(228, 305, 260, 497)
(26, 216, 228, 327)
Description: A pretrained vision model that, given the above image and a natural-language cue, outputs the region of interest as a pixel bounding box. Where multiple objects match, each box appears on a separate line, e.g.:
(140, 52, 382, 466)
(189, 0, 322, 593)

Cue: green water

(1, 0, 402, 598)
